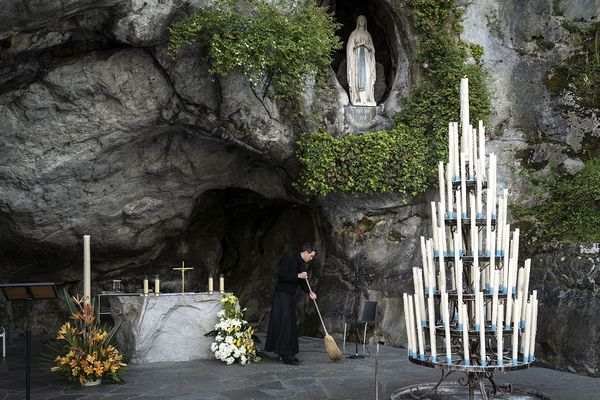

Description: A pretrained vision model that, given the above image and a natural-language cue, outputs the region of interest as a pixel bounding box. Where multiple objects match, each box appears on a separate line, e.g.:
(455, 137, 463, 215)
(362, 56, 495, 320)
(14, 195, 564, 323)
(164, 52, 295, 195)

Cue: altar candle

(521, 260, 531, 323)
(219, 274, 225, 293)
(475, 291, 481, 331)
(208, 275, 214, 293)
(403, 293, 413, 355)
(428, 296, 437, 362)
(420, 236, 429, 293)
(517, 268, 525, 314)
(491, 270, 499, 331)
(496, 303, 504, 365)
(143, 276, 149, 296)
(408, 295, 418, 357)
(511, 298, 521, 364)
(470, 194, 476, 255)
(479, 292, 486, 365)
(154, 275, 160, 296)
(502, 225, 511, 293)
(468, 127, 475, 178)
(460, 153, 467, 219)
(476, 161, 483, 217)
(529, 293, 539, 361)
(453, 123, 460, 180)
(512, 229, 521, 291)
(442, 293, 452, 364)
(83, 235, 91, 305)
(460, 77, 470, 149)
(438, 162, 446, 213)
(448, 122, 454, 177)
(505, 262, 514, 328)
(453, 236, 461, 292)
(427, 239, 436, 294)
(462, 303, 470, 364)
(431, 202, 439, 256)
(523, 301, 533, 362)
(446, 163, 454, 217)
(417, 271, 427, 325)
(478, 121, 485, 173)
(438, 228, 447, 293)
(457, 259, 464, 328)
(455, 190, 463, 254)
(438, 202, 447, 256)
(489, 154, 497, 216)
(496, 196, 505, 256)
(414, 291, 425, 359)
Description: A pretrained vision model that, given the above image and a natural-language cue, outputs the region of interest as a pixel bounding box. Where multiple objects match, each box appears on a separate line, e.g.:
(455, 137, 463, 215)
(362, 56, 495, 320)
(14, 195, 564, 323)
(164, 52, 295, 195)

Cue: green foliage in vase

(295, 0, 490, 196)
(512, 158, 600, 243)
(168, 0, 341, 105)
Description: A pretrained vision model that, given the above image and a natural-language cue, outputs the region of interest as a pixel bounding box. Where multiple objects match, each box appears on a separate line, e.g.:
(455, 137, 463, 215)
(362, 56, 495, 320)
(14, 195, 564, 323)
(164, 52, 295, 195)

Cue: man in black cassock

(265, 242, 317, 365)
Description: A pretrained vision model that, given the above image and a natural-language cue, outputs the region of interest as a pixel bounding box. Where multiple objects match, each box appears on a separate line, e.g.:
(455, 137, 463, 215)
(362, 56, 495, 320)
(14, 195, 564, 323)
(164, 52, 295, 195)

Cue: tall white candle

(143, 276, 149, 296)
(453, 122, 460, 180)
(460, 77, 470, 150)
(408, 295, 418, 357)
(428, 296, 437, 362)
(512, 229, 521, 292)
(489, 154, 497, 217)
(83, 235, 91, 305)
(475, 291, 481, 331)
(502, 225, 511, 293)
(446, 163, 454, 217)
(431, 202, 439, 255)
(457, 259, 464, 328)
(529, 294, 539, 361)
(417, 271, 427, 325)
(491, 270, 499, 331)
(521, 260, 531, 325)
(462, 303, 470, 365)
(443, 292, 452, 365)
(420, 236, 429, 293)
(413, 286, 426, 359)
(478, 121, 485, 174)
(438, 202, 447, 257)
(426, 239, 436, 294)
(523, 301, 533, 362)
(448, 122, 454, 179)
(438, 162, 446, 214)
(511, 298, 521, 364)
(517, 268, 525, 321)
(460, 153, 467, 219)
(438, 228, 447, 293)
(456, 190, 463, 254)
(476, 161, 483, 217)
(496, 303, 504, 365)
(496, 195, 505, 256)
(479, 292, 486, 365)
(403, 293, 413, 355)
(468, 127, 475, 178)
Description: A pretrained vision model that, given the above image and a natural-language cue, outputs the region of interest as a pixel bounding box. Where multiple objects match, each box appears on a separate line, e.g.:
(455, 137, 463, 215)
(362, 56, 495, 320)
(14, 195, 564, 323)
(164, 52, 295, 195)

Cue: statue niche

(346, 15, 376, 107)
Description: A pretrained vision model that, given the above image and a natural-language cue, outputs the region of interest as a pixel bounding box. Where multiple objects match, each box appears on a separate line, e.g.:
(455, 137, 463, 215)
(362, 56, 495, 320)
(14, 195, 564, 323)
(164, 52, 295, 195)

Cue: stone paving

(1, 334, 599, 400)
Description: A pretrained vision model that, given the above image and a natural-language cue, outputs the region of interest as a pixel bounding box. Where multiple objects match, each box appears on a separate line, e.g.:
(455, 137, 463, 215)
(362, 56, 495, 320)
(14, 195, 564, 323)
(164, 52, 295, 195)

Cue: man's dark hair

(301, 242, 317, 253)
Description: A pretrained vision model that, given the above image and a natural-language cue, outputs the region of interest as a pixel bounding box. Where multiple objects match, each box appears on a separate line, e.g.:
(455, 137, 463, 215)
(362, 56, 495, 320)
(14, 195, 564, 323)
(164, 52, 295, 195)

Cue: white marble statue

(346, 15, 376, 106)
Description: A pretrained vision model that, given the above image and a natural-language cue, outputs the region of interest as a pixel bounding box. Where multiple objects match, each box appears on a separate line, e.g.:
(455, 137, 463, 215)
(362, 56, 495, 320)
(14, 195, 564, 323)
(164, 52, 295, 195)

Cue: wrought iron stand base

(390, 380, 551, 400)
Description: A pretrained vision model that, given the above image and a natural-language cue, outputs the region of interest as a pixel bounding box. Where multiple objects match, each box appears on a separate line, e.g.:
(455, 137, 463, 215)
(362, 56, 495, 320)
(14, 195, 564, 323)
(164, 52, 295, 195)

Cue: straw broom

(305, 279, 343, 361)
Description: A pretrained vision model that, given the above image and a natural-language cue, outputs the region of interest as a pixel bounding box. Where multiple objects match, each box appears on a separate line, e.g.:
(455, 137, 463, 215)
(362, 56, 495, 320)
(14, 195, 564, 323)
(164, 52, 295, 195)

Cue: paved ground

(1, 334, 599, 400)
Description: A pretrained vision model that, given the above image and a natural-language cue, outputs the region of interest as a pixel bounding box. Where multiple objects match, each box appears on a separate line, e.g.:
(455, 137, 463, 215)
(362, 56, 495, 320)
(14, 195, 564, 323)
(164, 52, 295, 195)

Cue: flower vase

(82, 378, 101, 387)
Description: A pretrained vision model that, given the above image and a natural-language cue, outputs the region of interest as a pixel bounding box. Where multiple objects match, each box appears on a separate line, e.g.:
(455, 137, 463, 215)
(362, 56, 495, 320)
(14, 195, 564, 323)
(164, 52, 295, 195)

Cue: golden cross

(173, 261, 194, 294)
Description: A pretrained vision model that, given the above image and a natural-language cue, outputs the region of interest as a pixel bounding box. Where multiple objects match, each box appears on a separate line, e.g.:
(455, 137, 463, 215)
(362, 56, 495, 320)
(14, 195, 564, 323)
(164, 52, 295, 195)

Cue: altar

(107, 293, 223, 364)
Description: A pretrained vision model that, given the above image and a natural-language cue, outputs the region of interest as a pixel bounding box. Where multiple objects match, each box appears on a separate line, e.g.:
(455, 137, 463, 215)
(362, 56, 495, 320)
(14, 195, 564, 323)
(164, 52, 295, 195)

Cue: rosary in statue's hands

(309, 292, 317, 300)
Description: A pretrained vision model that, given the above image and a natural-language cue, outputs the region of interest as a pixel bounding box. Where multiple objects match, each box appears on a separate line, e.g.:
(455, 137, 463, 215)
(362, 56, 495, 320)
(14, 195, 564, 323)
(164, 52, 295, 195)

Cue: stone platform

(108, 292, 223, 364)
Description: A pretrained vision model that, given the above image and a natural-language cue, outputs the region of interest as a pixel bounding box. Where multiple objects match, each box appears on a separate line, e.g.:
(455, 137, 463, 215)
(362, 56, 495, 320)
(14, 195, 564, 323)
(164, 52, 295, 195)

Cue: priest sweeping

(265, 243, 317, 365)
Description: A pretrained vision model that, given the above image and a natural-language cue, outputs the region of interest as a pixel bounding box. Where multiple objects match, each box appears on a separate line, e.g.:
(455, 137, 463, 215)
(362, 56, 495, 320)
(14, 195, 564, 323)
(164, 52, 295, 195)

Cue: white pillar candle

(457, 259, 464, 328)
(448, 122, 454, 179)
(521, 260, 531, 325)
(476, 161, 483, 217)
(460, 77, 470, 150)
(460, 153, 467, 219)
(475, 291, 481, 331)
(446, 163, 454, 217)
(414, 290, 426, 360)
(453, 236, 461, 292)
(427, 239, 436, 294)
(462, 303, 470, 364)
(491, 270, 499, 331)
(443, 293, 452, 365)
(438, 202, 447, 257)
(83, 235, 91, 305)
(511, 298, 521, 364)
(512, 229, 521, 292)
(517, 269, 525, 320)
(431, 202, 439, 256)
(523, 301, 533, 362)
(496, 195, 505, 256)
(417, 272, 427, 325)
(470, 194, 476, 255)
(420, 236, 429, 293)
(428, 296, 437, 362)
(478, 121, 485, 174)
(489, 154, 497, 217)
(438, 162, 446, 214)
(468, 127, 475, 178)
(496, 303, 504, 365)
(489, 224, 496, 273)
(479, 292, 486, 365)
(154, 275, 160, 296)
(453, 122, 460, 181)
(502, 225, 511, 293)
(208, 275, 214, 293)
(403, 293, 413, 355)
(529, 294, 539, 361)
(438, 228, 447, 293)
(455, 190, 463, 254)
(143, 276, 149, 296)
(219, 274, 225, 293)
(408, 295, 418, 357)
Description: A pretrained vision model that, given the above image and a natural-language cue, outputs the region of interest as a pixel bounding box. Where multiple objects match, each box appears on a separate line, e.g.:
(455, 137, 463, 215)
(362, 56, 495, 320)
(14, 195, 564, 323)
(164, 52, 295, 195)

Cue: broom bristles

(324, 334, 343, 361)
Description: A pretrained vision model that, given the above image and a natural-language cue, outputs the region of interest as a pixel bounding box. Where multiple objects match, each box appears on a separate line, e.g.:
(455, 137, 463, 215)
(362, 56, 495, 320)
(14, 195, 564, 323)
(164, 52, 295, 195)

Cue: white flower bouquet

(210, 294, 260, 365)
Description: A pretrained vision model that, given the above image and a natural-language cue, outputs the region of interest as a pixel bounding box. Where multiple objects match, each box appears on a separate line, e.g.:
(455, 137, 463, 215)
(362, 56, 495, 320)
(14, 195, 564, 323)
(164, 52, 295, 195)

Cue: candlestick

(428, 296, 437, 362)
(453, 122, 460, 181)
(476, 161, 483, 218)
(420, 236, 429, 293)
(502, 225, 511, 293)
(83, 235, 91, 305)
(478, 121, 485, 174)
(455, 190, 463, 254)
(448, 122, 454, 180)
(154, 275, 160, 296)
(523, 301, 533, 362)
(511, 298, 521, 364)
(489, 154, 497, 217)
(497, 303, 504, 365)
(219, 274, 225, 293)
(496, 195, 505, 256)
(426, 239, 436, 294)
(521, 259, 531, 325)
(462, 303, 470, 365)
(530, 293, 539, 361)
(457, 259, 464, 329)
(446, 163, 454, 217)
(491, 270, 499, 331)
(460, 77, 470, 151)
(431, 202, 439, 256)
(460, 153, 467, 219)
(468, 127, 475, 178)
(143, 276, 149, 296)
(438, 202, 447, 257)
(208, 275, 214, 293)
(417, 271, 427, 325)
(414, 288, 426, 360)
(443, 292, 452, 365)
(438, 162, 446, 215)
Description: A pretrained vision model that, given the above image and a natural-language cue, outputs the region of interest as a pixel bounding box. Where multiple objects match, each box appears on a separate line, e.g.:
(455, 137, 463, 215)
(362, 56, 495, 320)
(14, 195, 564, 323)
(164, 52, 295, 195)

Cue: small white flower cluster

(211, 336, 248, 365)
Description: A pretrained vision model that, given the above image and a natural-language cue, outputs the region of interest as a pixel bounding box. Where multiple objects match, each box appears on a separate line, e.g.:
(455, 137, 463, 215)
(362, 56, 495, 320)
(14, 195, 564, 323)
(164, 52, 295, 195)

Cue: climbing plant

(168, 0, 341, 106)
(296, 0, 491, 196)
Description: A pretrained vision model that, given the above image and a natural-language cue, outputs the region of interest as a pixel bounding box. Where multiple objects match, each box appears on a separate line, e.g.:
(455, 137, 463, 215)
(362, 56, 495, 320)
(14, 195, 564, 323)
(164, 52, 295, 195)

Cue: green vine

(296, 0, 490, 196)
(512, 158, 600, 244)
(168, 0, 341, 107)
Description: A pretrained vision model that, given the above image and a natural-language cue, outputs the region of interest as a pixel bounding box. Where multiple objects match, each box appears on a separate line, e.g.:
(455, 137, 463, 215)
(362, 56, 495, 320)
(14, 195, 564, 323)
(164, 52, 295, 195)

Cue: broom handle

(304, 279, 329, 336)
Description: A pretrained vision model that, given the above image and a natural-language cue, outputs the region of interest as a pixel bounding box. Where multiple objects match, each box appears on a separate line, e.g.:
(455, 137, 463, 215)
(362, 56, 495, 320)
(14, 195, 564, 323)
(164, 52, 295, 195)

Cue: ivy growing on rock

(168, 0, 341, 106)
(296, 0, 490, 196)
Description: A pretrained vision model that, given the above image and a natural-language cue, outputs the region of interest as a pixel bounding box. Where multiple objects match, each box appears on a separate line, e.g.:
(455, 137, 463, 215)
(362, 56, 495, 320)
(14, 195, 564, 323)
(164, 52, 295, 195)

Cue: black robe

(264, 253, 310, 356)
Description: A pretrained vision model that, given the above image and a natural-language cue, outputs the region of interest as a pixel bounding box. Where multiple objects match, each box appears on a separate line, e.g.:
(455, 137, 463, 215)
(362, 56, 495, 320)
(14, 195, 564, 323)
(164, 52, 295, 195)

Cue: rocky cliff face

(0, 0, 598, 376)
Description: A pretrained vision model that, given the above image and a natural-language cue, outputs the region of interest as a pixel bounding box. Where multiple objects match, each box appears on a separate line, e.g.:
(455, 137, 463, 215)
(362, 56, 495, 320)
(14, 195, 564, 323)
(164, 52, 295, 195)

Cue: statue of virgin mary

(346, 15, 376, 106)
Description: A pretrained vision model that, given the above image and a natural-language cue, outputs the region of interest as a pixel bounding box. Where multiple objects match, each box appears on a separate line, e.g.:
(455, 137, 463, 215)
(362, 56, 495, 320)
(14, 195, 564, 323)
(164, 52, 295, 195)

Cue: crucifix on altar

(173, 261, 194, 294)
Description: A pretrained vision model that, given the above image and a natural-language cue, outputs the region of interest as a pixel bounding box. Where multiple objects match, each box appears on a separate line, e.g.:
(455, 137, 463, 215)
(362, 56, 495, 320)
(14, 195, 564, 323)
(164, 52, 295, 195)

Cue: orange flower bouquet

(50, 292, 127, 385)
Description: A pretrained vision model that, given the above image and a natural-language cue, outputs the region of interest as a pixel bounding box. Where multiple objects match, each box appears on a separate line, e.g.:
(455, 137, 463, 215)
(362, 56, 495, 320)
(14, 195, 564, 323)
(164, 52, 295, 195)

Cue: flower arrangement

(50, 293, 127, 384)
(210, 294, 260, 365)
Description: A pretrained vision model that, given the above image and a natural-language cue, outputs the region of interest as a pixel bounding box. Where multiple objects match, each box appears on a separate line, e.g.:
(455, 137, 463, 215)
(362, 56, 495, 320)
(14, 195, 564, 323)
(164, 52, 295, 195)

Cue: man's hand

(297, 271, 308, 279)
(309, 292, 317, 300)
